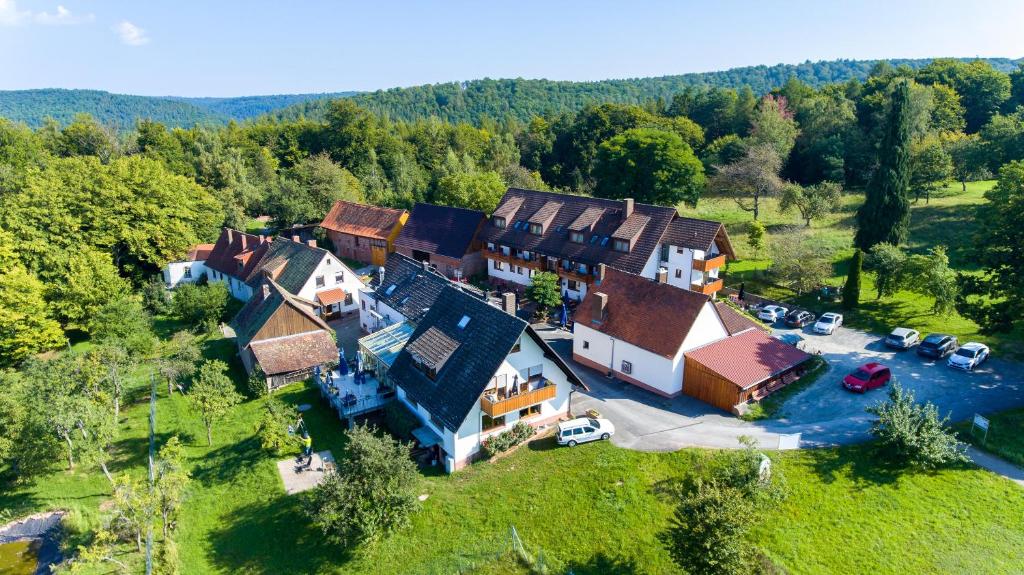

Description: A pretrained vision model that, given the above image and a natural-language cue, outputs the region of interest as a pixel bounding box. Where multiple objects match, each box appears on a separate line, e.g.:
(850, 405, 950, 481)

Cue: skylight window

(590, 234, 599, 244)
(385, 284, 397, 296)
(600, 237, 610, 246)
(457, 315, 471, 329)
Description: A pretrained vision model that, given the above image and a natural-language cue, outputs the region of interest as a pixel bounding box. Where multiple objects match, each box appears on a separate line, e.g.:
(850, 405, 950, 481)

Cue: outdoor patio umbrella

(313, 365, 322, 384)
(338, 348, 349, 377)
(559, 303, 568, 328)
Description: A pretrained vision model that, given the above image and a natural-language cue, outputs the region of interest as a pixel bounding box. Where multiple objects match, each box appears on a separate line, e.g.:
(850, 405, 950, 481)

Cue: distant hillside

(273, 57, 1023, 124)
(1, 57, 1020, 128)
(0, 89, 354, 128)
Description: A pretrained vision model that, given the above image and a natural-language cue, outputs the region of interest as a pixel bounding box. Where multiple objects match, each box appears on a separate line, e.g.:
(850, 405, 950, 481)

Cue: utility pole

(146, 372, 156, 575)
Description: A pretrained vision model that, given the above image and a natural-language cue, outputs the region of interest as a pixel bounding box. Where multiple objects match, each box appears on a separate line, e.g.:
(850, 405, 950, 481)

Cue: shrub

(481, 421, 534, 458)
(661, 481, 753, 575)
(842, 249, 863, 309)
(253, 396, 298, 456)
(383, 402, 419, 440)
(866, 382, 968, 469)
(172, 282, 230, 332)
(245, 366, 268, 399)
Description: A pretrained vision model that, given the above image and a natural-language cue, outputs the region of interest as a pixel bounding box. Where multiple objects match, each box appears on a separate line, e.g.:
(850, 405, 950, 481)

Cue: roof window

(385, 284, 397, 295)
(457, 315, 471, 329)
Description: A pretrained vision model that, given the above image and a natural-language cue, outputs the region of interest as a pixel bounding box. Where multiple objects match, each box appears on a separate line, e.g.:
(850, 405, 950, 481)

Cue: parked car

(557, 417, 615, 447)
(916, 333, 958, 359)
(784, 310, 817, 328)
(842, 362, 891, 393)
(757, 305, 789, 323)
(772, 333, 805, 347)
(813, 312, 843, 335)
(948, 342, 991, 371)
(885, 328, 920, 350)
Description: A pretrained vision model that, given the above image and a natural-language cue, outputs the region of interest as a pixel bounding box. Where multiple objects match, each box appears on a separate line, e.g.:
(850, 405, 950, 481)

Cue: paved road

(538, 322, 1024, 452)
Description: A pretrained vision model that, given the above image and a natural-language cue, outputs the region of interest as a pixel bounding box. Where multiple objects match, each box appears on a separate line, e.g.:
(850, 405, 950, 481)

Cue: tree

(0, 265, 64, 367)
(592, 128, 705, 206)
(662, 481, 753, 575)
(305, 425, 419, 547)
(943, 132, 987, 191)
(865, 243, 907, 299)
(958, 161, 1024, 332)
(433, 170, 506, 213)
(909, 135, 953, 203)
(48, 248, 131, 332)
(254, 396, 298, 456)
(155, 436, 189, 538)
(746, 220, 766, 259)
(110, 474, 154, 551)
(855, 80, 913, 251)
(90, 297, 157, 359)
(703, 134, 748, 172)
(267, 153, 363, 227)
(51, 114, 118, 161)
(866, 382, 968, 469)
(158, 331, 201, 395)
(709, 145, 784, 221)
(779, 181, 842, 226)
(172, 282, 230, 332)
(842, 249, 863, 310)
(90, 343, 135, 422)
(907, 246, 959, 315)
(748, 94, 799, 161)
(916, 59, 1011, 132)
(525, 271, 562, 318)
(186, 360, 242, 446)
(769, 233, 833, 295)
(142, 276, 172, 315)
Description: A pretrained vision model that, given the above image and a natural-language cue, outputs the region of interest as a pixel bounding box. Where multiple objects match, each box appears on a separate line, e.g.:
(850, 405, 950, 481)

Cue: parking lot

(538, 318, 1024, 451)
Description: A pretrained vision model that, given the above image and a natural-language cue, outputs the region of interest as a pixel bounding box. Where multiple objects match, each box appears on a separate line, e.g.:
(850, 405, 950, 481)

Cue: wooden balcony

(480, 383, 557, 417)
(557, 267, 593, 285)
(486, 250, 543, 271)
(692, 278, 724, 296)
(693, 254, 727, 272)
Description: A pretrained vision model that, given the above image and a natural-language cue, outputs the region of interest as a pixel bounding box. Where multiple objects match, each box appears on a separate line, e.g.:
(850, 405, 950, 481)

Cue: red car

(842, 362, 891, 393)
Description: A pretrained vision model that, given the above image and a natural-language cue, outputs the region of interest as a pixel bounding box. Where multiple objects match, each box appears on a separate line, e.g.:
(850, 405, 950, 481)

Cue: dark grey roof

(663, 216, 731, 255)
(245, 237, 329, 293)
(479, 188, 677, 276)
(387, 285, 529, 431)
(394, 203, 485, 260)
(370, 253, 453, 323)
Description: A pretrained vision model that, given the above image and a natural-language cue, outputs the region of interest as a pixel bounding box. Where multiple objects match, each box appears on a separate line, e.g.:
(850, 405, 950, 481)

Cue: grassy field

(4, 325, 1024, 574)
(684, 181, 1024, 359)
(955, 408, 1024, 468)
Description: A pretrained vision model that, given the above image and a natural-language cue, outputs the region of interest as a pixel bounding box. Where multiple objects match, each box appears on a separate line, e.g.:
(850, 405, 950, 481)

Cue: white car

(948, 342, 990, 371)
(757, 305, 789, 323)
(813, 312, 843, 335)
(556, 417, 615, 447)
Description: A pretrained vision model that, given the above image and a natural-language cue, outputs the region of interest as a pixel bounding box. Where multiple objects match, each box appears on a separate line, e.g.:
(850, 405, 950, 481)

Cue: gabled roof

(243, 237, 330, 294)
(249, 332, 338, 376)
(713, 302, 766, 336)
(186, 243, 215, 262)
(369, 253, 454, 324)
(232, 279, 332, 349)
(575, 267, 710, 358)
(663, 216, 735, 258)
(394, 203, 486, 260)
(685, 328, 811, 390)
(205, 228, 272, 280)
(479, 188, 677, 275)
(320, 200, 407, 240)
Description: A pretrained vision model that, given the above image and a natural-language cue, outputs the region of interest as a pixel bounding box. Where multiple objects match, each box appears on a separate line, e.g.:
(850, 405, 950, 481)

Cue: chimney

(226, 228, 234, 243)
(596, 263, 606, 285)
(292, 235, 301, 242)
(592, 292, 608, 322)
(421, 259, 430, 271)
(261, 283, 270, 300)
(306, 239, 317, 248)
(258, 234, 266, 243)
(657, 267, 668, 284)
(622, 198, 634, 220)
(501, 292, 517, 316)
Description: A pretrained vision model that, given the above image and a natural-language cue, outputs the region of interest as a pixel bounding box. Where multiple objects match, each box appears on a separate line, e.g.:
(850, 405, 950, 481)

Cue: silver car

(885, 328, 920, 350)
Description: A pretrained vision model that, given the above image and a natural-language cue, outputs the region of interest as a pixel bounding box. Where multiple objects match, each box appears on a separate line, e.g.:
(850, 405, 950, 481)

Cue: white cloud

(35, 5, 94, 25)
(0, 0, 30, 26)
(115, 20, 149, 46)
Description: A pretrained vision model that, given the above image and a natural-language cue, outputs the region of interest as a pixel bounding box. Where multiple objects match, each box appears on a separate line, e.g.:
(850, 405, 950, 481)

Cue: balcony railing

(486, 250, 543, 271)
(480, 382, 557, 417)
(691, 278, 724, 295)
(693, 254, 726, 272)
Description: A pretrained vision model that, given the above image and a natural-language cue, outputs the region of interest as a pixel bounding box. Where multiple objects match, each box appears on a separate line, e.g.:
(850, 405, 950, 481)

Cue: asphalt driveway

(537, 321, 1024, 451)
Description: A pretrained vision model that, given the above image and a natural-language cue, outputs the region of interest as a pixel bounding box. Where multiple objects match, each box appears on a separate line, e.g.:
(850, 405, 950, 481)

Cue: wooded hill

(2, 57, 1019, 128)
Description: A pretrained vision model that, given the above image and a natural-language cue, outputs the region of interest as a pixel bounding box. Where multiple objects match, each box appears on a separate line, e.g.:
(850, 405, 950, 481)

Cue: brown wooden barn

(683, 328, 812, 414)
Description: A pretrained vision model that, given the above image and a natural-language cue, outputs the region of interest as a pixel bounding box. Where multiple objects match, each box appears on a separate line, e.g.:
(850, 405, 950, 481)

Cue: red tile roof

(320, 200, 406, 240)
(315, 287, 347, 306)
(575, 267, 710, 357)
(713, 302, 766, 336)
(249, 332, 338, 376)
(205, 228, 272, 280)
(187, 243, 215, 261)
(685, 329, 811, 390)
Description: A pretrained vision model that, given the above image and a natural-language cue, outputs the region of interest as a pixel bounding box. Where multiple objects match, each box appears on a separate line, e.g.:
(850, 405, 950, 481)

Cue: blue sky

(2, 0, 1023, 97)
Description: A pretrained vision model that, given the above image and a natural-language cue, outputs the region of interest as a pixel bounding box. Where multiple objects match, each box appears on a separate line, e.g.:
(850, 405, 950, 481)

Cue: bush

(253, 396, 298, 456)
(172, 282, 230, 332)
(383, 402, 419, 440)
(661, 481, 753, 575)
(142, 276, 172, 315)
(866, 382, 968, 469)
(481, 421, 534, 458)
(245, 366, 268, 399)
(842, 249, 862, 310)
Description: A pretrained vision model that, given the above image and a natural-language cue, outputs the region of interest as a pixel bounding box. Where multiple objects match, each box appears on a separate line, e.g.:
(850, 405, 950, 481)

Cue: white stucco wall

(295, 254, 363, 315)
(163, 260, 208, 289)
(358, 289, 407, 333)
(486, 257, 534, 286)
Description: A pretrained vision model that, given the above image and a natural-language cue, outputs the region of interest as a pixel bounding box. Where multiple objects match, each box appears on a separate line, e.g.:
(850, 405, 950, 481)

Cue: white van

(556, 417, 615, 447)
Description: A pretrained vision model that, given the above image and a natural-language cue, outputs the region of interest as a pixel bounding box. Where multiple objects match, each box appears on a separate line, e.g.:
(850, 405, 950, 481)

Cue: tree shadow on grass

(110, 432, 180, 473)
(805, 444, 904, 487)
(190, 436, 264, 487)
(206, 493, 354, 575)
(562, 552, 646, 575)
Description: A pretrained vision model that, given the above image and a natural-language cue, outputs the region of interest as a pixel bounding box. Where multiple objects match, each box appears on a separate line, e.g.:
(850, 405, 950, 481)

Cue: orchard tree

(709, 144, 784, 221)
(779, 181, 842, 226)
(592, 128, 705, 206)
(158, 331, 201, 395)
(867, 382, 967, 469)
(90, 297, 157, 359)
(172, 282, 230, 332)
(662, 481, 753, 575)
(769, 233, 833, 295)
(187, 360, 243, 446)
(746, 220, 766, 259)
(909, 135, 953, 203)
(155, 436, 190, 538)
(865, 243, 907, 299)
(856, 80, 913, 251)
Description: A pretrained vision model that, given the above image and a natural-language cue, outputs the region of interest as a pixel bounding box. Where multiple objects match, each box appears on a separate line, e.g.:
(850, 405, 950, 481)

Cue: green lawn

(955, 408, 1024, 468)
(5, 328, 1024, 574)
(686, 181, 1024, 359)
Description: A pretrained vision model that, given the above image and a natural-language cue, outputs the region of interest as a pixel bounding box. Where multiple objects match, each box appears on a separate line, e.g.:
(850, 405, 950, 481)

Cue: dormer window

(570, 231, 585, 243)
(493, 216, 506, 229)
(529, 223, 543, 235)
(612, 238, 630, 253)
